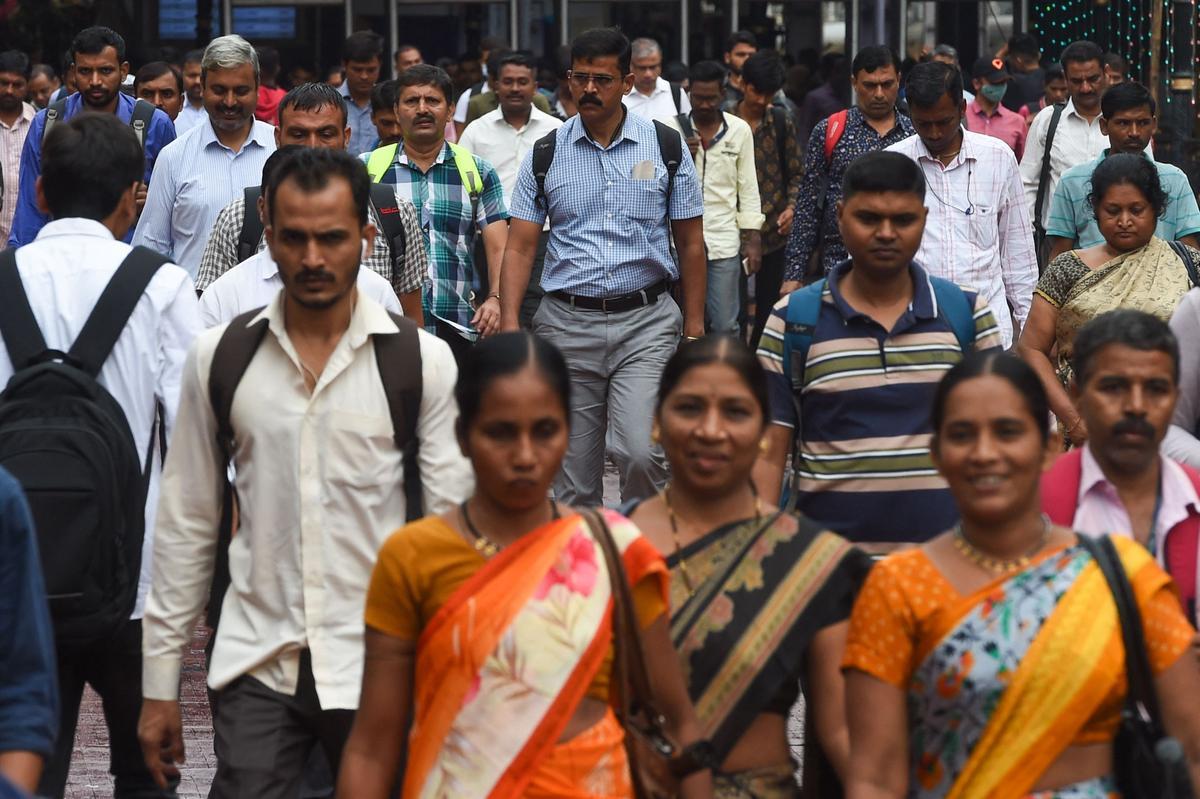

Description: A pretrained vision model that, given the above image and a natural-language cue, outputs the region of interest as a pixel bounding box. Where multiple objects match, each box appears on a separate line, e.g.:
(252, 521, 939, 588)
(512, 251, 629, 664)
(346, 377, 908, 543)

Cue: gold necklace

(662, 482, 762, 597)
(952, 515, 1050, 574)
(460, 498, 560, 558)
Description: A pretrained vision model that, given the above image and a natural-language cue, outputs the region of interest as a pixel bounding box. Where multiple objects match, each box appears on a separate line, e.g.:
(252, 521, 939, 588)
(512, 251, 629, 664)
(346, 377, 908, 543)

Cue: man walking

(133, 62, 184, 122)
(499, 27, 706, 505)
(176, 50, 206, 133)
(9, 27, 176, 247)
(0, 113, 199, 799)
(340, 31, 384, 157)
(965, 57, 1027, 159)
(625, 38, 690, 122)
(133, 35, 275, 279)
(138, 148, 470, 796)
(888, 61, 1037, 348)
(0, 51, 35, 245)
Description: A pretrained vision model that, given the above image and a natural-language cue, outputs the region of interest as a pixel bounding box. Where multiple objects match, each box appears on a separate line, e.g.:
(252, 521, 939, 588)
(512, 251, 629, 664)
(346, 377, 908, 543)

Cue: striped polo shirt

(757, 261, 1003, 543)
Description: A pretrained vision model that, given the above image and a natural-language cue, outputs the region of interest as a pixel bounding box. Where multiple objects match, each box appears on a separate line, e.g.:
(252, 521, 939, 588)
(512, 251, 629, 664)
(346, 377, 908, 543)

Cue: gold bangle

(487, 292, 500, 301)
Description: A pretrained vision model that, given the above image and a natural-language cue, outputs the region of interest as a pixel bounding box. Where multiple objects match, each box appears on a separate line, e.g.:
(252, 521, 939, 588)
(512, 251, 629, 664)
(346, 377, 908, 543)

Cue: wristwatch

(669, 739, 719, 777)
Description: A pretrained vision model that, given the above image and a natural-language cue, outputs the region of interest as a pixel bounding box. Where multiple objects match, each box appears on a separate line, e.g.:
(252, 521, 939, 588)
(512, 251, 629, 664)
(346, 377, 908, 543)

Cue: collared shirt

(9, 93, 177, 247)
(174, 101, 206, 134)
(0, 218, 200, 618)
(339, 83, 377, 157)
(1020, 98, 1115, 229)
(964, 98, 1028, 160)
(0, 102, 35, 243)
(363, 141, 508, 338)
(887, 130, 1038, 348)
(784, 106, 915, 280)
(509, 111, 704, 297)
(457, 105, 563, 204)
(1047, 150, 1200, 247)
(691, 111, 764, 260)
(757, 261, 1003, 543)
(463, 91, 554, 128)
(740, 104, 804, 255)
(133, 118, 276, 279)
(193, 193, 426, 296)
(623, 76, 691, 123)
(142, 293, 473, 708)
(198, 249, 402, 327)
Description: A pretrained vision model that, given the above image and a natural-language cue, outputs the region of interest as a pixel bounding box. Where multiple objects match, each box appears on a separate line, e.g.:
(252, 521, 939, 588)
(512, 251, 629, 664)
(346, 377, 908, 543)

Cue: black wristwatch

(669, 739, 719, 777)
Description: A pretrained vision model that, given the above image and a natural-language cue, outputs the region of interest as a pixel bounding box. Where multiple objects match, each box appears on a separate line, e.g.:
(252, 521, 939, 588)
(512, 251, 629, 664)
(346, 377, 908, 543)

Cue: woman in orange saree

(337, 332, 714, 799)
(843, 352, 1200, 799)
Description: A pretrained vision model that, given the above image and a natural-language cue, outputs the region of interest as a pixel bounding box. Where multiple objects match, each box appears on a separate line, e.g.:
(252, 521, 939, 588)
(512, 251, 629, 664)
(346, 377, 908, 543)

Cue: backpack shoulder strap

(129, 98, 156, 148)
(1169, 240, 1200, 287)
(532, 128, 558, 211)
(0, 248, 48, 371)
(653, 119, 683, 210)
(67, 246, 169, 377)
(1033, 102, 1067, 233)
(929, 277, 977, 354)
(670, 81, 682, 114)
(208, 308, 270, 462)
(238, 186, 264, 264)
(824, 109, 849, 163)
(1040, 448, 1083, 525)
(447, 141, 482, 202)
(369, 183, 406, 266)
(374, 312, 424, 521)
(365, 143, 399, 183)
(771, 106, 790, 187)
(781, 279, 826, 391)
(41, 98, 68, 145)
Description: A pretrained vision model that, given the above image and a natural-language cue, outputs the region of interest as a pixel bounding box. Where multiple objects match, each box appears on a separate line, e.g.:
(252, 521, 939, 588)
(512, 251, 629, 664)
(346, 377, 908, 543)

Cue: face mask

(980, 82, 1008, 103)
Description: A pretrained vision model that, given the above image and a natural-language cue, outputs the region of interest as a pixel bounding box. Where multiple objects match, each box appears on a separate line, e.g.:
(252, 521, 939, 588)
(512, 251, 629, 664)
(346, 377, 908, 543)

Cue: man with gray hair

(928, 43, 975, 104)
(134, 34, 276, 278)
(624, 36, 690, 121)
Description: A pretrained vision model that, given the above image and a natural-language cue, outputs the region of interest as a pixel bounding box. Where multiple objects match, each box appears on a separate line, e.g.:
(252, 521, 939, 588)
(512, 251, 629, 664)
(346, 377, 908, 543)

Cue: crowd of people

(0, 14, 1199, 799)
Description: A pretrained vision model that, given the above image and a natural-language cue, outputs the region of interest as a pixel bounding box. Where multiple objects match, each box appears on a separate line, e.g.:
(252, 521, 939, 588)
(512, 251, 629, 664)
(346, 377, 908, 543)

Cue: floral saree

(402, 510, 666, 799)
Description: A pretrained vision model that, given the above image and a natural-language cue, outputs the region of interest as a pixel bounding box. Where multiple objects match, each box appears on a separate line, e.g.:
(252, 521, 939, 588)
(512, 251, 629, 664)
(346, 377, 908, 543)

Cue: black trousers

(750, 247, 787, 350)
(38, 618, 176, 799)
(433, 318, 473, 367)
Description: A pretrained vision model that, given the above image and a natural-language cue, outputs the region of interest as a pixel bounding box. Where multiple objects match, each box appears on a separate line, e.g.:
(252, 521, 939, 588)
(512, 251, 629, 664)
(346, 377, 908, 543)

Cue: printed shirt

(9, 92, 177, 247)
(132, 118, 276, 278)
(1019, 99, 1117, 229)
(964, 98, 1028, 160)
(738, 104, 804, 255)
(784, 106, 915, 280)
(756, 261, 1003, 543)
(887, 130, 1038, 349)
(0, 102, 34, 243)
(1046, 151, 1200, 247)
(364, 141, 508, 338)
(690, 111, 764, 260)
(339, 82, 377, 157)
(623, 76, 691, 123)
(509, 110, 704, 297)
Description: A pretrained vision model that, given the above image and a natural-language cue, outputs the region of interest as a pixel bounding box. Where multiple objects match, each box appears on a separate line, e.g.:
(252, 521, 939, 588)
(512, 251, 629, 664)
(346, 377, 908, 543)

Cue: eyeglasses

(567, 71, 619, 90)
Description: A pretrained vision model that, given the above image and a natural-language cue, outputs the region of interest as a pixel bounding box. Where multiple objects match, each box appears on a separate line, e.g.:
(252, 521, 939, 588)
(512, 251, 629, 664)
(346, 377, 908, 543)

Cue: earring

(759, 438, 770, 455)
(650, 428, 661, 445)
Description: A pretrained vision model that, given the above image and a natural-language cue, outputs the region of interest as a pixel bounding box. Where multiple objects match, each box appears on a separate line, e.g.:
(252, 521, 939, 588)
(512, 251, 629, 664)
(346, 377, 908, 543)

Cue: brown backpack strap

(375, 312, 424, 521)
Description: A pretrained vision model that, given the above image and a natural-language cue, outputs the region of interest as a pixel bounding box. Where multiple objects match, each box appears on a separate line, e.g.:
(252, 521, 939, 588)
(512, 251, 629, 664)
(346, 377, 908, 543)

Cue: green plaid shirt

(363, 141, 508, 339)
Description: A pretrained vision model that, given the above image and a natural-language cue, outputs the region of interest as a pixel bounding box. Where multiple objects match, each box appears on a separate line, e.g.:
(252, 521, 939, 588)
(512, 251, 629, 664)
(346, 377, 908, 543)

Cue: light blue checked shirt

(133, 118, 276, 278)
(340, 83, 377, 158)
(510, 111, 704, 298)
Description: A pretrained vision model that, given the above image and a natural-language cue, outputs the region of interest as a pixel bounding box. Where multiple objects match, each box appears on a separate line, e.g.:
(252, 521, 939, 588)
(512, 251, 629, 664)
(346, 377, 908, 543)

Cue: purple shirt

(964, 99, 1027, 161)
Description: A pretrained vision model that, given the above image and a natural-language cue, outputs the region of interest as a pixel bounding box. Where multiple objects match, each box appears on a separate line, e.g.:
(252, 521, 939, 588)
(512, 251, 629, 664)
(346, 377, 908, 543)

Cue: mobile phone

(742, 257, 752, 276)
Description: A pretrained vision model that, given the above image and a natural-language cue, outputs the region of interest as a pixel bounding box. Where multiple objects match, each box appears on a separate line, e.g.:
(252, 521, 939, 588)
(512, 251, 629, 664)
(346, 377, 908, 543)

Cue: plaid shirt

(364, 142, 508, 338)
(193, 194, 426, 298)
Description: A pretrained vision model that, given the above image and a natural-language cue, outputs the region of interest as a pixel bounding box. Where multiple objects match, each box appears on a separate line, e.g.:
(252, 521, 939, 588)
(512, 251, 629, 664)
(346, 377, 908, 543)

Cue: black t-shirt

(1003, 65, 1045, 112)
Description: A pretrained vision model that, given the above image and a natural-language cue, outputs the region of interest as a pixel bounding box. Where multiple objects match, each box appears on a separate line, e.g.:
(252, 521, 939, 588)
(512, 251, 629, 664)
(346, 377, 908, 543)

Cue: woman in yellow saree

(337, 333, 713, 799)
(843, 352, 1200, 799)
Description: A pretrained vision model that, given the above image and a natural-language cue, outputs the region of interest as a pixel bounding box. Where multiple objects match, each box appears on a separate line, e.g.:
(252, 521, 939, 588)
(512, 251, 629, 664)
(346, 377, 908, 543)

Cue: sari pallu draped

(908, 537, 1164, 799)
(402, 510, 667, 799)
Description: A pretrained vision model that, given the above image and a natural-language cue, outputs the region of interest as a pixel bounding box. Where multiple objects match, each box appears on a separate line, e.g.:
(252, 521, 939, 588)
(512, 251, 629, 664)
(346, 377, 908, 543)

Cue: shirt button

(607, 181, 612, 186)
(607, 213, 613, 219)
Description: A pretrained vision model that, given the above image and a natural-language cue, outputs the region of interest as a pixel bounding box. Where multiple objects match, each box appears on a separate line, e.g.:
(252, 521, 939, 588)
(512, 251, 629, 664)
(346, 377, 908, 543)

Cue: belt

(550, 281, 669, 313)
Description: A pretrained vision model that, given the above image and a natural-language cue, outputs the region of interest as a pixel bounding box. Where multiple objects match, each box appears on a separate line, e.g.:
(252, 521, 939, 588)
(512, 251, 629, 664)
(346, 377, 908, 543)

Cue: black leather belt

(550, 280, 669, 313)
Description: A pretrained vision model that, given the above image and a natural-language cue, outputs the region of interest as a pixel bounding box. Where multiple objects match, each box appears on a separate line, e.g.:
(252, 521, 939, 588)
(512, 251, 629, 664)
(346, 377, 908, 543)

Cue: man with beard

(8, 27, 176, 247)
(134, 35, 275, 279)
(133, 61, 184, 122)
(175, 49, 206, 133)
(0, 50, 35, 244)
(722, 31, 757, 106)
(1042, 310, 1200, 627)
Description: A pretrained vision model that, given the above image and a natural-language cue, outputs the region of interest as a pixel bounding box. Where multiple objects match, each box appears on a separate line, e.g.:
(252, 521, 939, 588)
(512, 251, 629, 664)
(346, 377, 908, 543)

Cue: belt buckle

(601, 296, 613, 312)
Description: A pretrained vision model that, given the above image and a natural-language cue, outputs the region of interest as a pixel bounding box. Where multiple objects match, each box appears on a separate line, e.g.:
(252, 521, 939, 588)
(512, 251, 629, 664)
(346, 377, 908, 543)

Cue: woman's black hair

(931, 352, 1050, 443)
(656, 335, 770, 423)
(455, 332, 571, 435)
(1087, 152, 1168, 219)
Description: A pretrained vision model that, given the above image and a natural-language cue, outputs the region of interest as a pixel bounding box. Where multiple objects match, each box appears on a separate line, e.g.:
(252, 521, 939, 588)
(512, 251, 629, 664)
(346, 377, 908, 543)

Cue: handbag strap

(1077, 534, 1165, 727)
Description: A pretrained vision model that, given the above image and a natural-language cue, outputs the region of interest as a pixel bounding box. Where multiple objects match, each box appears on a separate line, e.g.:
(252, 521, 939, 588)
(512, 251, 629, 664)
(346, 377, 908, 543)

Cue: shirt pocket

(969, 204, 999, 249)
(323, 410, 398, 491)
(626, 166, 666, 221)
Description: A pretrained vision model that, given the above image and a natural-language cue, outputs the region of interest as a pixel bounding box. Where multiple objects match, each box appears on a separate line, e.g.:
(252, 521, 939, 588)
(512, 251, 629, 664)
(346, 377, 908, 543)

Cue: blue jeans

(705, 255, 743, 335)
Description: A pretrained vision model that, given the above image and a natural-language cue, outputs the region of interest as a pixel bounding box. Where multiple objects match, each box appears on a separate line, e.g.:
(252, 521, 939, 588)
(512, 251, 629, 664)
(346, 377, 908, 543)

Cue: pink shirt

(965, 99, 1027, 161)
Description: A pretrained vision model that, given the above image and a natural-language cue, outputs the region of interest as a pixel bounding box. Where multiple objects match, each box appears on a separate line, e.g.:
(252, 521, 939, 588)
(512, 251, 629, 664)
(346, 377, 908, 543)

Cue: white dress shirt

(174, 101, 206, 135)
(691, 111, 764, 260)
(0, 218, 201, 618)
(142, 293, 473, 708)
(0, 102, 35, 243)
(133, 117, 276, 278)
(623, 76, 691, 122)
(456, 105, 563, 205)
(1019, 99, 1113, 229)
(198, 249, 402, 328)
(888, 130, 1038, 348)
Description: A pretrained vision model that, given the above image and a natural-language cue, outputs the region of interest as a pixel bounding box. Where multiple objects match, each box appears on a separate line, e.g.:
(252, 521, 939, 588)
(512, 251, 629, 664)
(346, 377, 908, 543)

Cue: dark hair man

(1103, 52, 1127, 86)
(722, 30, 758, 104)
(965, 57, 1027, 159)
(341, 31, 384, 156)
(133, 61, 184, 121)
(133, 34, 275, 280)
(499, 27, 706, 506)
(254, 45, 286, 124)
(451, 37, 506, 136)
(1043, 310, 1200, 624)
(195, 82, 425, 322)
(756, 150, 1002, 544)
(139, 147, 469, 795)
(1045, 81, 1200, 260)
(176, 49, 206, 132)
(1003, 32, 1047, 112)
(9, 26, 176, 248)
(366, 64, 508, 360)
(783, 45, 914, 293)
(1019, 39, 1113, 234)
(1022, 62, 1067, 122)
(889, 61, 1036, 349)
(795, 51, 851, 147)
(394, 44, 423, 75)
(26, 64, 58, 109)
(0, 112, 200, 799)
(369, 79, 402, 147)
(462, 48, 554, 127)
(0, 50, 33, 244)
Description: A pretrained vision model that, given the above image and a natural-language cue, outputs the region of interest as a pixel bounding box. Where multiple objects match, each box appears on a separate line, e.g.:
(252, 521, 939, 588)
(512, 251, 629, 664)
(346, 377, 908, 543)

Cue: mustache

(578, 95, 603, 107)
(1111, 417, 1156, 439)
(413, 113, 435, 124)
(295, 270, 336, 285)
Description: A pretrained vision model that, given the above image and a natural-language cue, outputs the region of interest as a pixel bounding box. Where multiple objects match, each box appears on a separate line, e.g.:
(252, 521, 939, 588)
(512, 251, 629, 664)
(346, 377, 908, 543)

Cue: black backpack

(203, 307, 424, 629)
(0, 246, 168, 652)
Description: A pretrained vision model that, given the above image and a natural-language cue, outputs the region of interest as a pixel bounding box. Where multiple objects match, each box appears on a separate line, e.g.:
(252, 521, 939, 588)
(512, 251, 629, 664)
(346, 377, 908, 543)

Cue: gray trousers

(533, 291, 682, 505)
